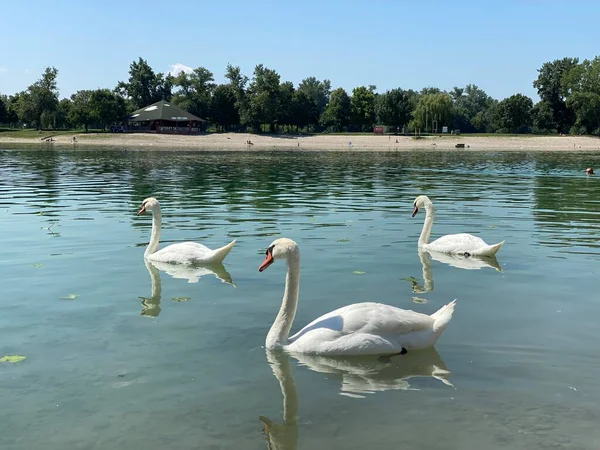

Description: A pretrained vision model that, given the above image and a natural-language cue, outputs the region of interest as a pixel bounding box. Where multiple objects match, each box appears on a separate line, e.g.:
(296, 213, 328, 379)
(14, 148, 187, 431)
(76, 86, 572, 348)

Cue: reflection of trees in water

(7, 148, 600, 247)
(533, 173, 600, 248)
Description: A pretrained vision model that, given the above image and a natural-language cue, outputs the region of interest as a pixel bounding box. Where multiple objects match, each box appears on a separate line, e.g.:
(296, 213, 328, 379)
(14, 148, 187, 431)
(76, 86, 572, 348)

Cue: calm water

(1, 146, 600, 450)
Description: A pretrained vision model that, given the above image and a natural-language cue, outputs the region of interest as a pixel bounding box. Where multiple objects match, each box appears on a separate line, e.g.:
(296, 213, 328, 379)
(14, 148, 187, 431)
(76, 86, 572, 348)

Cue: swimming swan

(258, 238, 457, 356)
(412, 195, 504, 257)
(137, 197, 236, 265)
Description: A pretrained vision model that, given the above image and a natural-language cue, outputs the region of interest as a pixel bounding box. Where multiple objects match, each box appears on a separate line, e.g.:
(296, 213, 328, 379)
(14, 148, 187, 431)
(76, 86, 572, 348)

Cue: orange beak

(137, 206, 146, 216)
(412, 206, 419, 217)
(259, 250, 274, 272)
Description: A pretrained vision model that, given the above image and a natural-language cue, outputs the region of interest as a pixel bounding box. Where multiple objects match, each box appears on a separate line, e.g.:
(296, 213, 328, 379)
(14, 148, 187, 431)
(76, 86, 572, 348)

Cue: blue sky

(1, 0, 598, 102)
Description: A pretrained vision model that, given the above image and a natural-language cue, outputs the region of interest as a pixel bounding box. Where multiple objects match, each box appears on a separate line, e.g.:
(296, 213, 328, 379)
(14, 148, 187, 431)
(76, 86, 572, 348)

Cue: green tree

(224, 64, 249, 128)
(297, 77, 331, 127)
(5, 94, 20, 125)
(90, 89, 127, 131)
(116, 58, 172, 109)
(15, 67, 59, 127)
(276, 81, 295, 130)
(209, 84, 240, 131)
(320, 87, 351, 131)
(375, 88, 413, 131)
(69, 90, 94, 132)
(291, 90, 317, 131)
(244, 64, 281, 132)
(172, 67, 215, 120)
(533, 57, 579, 133)
(351, 85, 377, 131)
(411, 92, 454, 132)
(562, 56, 600, 134)
(55, 98, 72, 129)
(0, 95, 6, 124)
(496, 93, 533, 133)
(451, 84, 495, 132)
(532, 100, 556, 133)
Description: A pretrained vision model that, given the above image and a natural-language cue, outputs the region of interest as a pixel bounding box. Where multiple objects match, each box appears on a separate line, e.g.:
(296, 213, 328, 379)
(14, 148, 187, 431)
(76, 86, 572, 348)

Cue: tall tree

(297, 77, 331, 126)
(244, 64, 281, 132)
(351, 85, 377, 131)
(496, 93, 533, 133)
(0, 95, 6, 124)
(451, 84, 495, 132)
(16, 67, 59, 127)
(375, 88, 413, 131)
(90, 89, 127, 131)
(225, 64, 249, 127)
(116, 58, 172, 109)
(69, 90, 94, 132)
(532, 100, 556, 133)
(562, 56, 600, 134)
(412, 93, 454, 132)
(320, 87, 351, 131)
(291, 90, 316, 131)
(210, 84, 240, 131)
(533, 57, 579, 133)
(171, 67, 215, 119)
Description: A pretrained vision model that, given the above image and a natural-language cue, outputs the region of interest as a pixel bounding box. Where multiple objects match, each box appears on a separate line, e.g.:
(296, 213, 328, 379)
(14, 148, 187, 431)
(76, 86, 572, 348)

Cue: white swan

(412, 195, 504, 257)
(258, 238, 457, 356)
(137, 197, 236, 265)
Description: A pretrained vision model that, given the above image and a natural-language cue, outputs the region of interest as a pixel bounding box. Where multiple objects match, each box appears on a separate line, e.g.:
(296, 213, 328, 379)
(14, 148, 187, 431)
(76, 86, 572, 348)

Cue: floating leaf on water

(412, 297, 428, 304)
(336, 238, 351, 243)
(171, 296, 190, 302)
(33, 263, 44, 268)
(60, 293, 79, 300)
(0, 355, 26, 363)
(401, 276, 419, 283)
(39, 211, 44, 216)
(490, 225, 496, 228)
(352, 271, 366, 275)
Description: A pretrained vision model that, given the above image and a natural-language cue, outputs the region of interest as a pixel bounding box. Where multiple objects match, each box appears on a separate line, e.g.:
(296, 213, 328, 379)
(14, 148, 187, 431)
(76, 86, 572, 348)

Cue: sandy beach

(1, 132, 599, 151)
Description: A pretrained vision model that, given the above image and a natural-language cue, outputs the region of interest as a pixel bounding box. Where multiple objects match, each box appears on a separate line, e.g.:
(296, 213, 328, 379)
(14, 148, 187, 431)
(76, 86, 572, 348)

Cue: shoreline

(1, 132, 600, 151)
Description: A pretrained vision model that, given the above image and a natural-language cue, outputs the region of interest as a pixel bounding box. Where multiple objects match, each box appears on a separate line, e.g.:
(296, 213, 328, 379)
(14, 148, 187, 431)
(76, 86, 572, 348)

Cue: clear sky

(1, 0, 598, 102)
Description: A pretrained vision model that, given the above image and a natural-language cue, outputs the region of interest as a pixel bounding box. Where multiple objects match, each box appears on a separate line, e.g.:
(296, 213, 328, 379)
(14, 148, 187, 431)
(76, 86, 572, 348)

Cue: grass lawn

(0, 128, 108, 139)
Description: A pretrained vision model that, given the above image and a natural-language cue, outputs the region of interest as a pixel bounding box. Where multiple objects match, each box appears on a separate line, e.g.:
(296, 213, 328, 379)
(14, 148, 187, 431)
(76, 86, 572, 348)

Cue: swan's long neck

(145, 206, 162, 257)
(419, 202, 435, 247)
(266, 256, 300, 349)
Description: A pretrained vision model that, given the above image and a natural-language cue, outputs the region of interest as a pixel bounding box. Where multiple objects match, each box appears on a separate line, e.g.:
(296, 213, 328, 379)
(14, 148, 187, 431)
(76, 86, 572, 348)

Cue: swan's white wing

(148, 242, 214, 264)
(426, 233, 488, 254)
(287, 302, 435, 355)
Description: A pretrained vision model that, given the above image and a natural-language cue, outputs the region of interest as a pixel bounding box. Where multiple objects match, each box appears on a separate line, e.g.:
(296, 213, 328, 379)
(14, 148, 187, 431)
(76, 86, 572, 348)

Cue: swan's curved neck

(267, 256, 300, 349)
(419, 202, 435, 247)
(145, 206, 162, 257)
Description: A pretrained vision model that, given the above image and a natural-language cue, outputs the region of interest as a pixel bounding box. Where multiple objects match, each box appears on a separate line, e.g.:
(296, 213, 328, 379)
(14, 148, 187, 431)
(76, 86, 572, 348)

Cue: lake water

(1, 146, 599, 450)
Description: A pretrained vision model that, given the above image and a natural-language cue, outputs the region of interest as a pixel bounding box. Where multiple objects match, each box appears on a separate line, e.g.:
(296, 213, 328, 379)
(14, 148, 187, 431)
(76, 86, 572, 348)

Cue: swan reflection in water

(139, 258, 235, 317)
(259, 348, 452, 449)
(407, 249, 502, 294)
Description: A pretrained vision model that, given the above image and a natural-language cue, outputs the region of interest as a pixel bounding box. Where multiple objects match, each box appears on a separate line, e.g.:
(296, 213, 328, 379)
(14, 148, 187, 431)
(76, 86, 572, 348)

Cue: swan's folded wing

(428, 233, 487, 253)
(149, 242, 213, 264)
(290, 302, 433, 341)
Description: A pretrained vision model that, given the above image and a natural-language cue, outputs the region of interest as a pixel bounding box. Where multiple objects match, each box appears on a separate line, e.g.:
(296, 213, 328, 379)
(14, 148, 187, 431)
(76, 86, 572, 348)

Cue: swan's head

(259, 238, 299, 272)
(412, 195, 431, 217)
(137, 197, 159, 215)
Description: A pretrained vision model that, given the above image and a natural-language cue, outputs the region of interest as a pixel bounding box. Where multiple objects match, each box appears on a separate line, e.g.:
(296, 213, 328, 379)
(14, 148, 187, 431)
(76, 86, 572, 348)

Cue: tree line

(1, 56, 599, 135)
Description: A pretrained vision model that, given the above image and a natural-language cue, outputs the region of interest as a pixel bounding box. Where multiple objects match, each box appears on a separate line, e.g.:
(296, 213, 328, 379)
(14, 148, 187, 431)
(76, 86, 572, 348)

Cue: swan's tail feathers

(431, 299, 457, 334)
(211, 239, 237, 263)
(487, 240, 505, 256)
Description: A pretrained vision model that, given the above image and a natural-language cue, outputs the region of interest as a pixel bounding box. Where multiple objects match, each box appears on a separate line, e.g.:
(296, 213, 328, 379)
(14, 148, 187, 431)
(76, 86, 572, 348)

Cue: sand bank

(1, 132, 599, 151)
